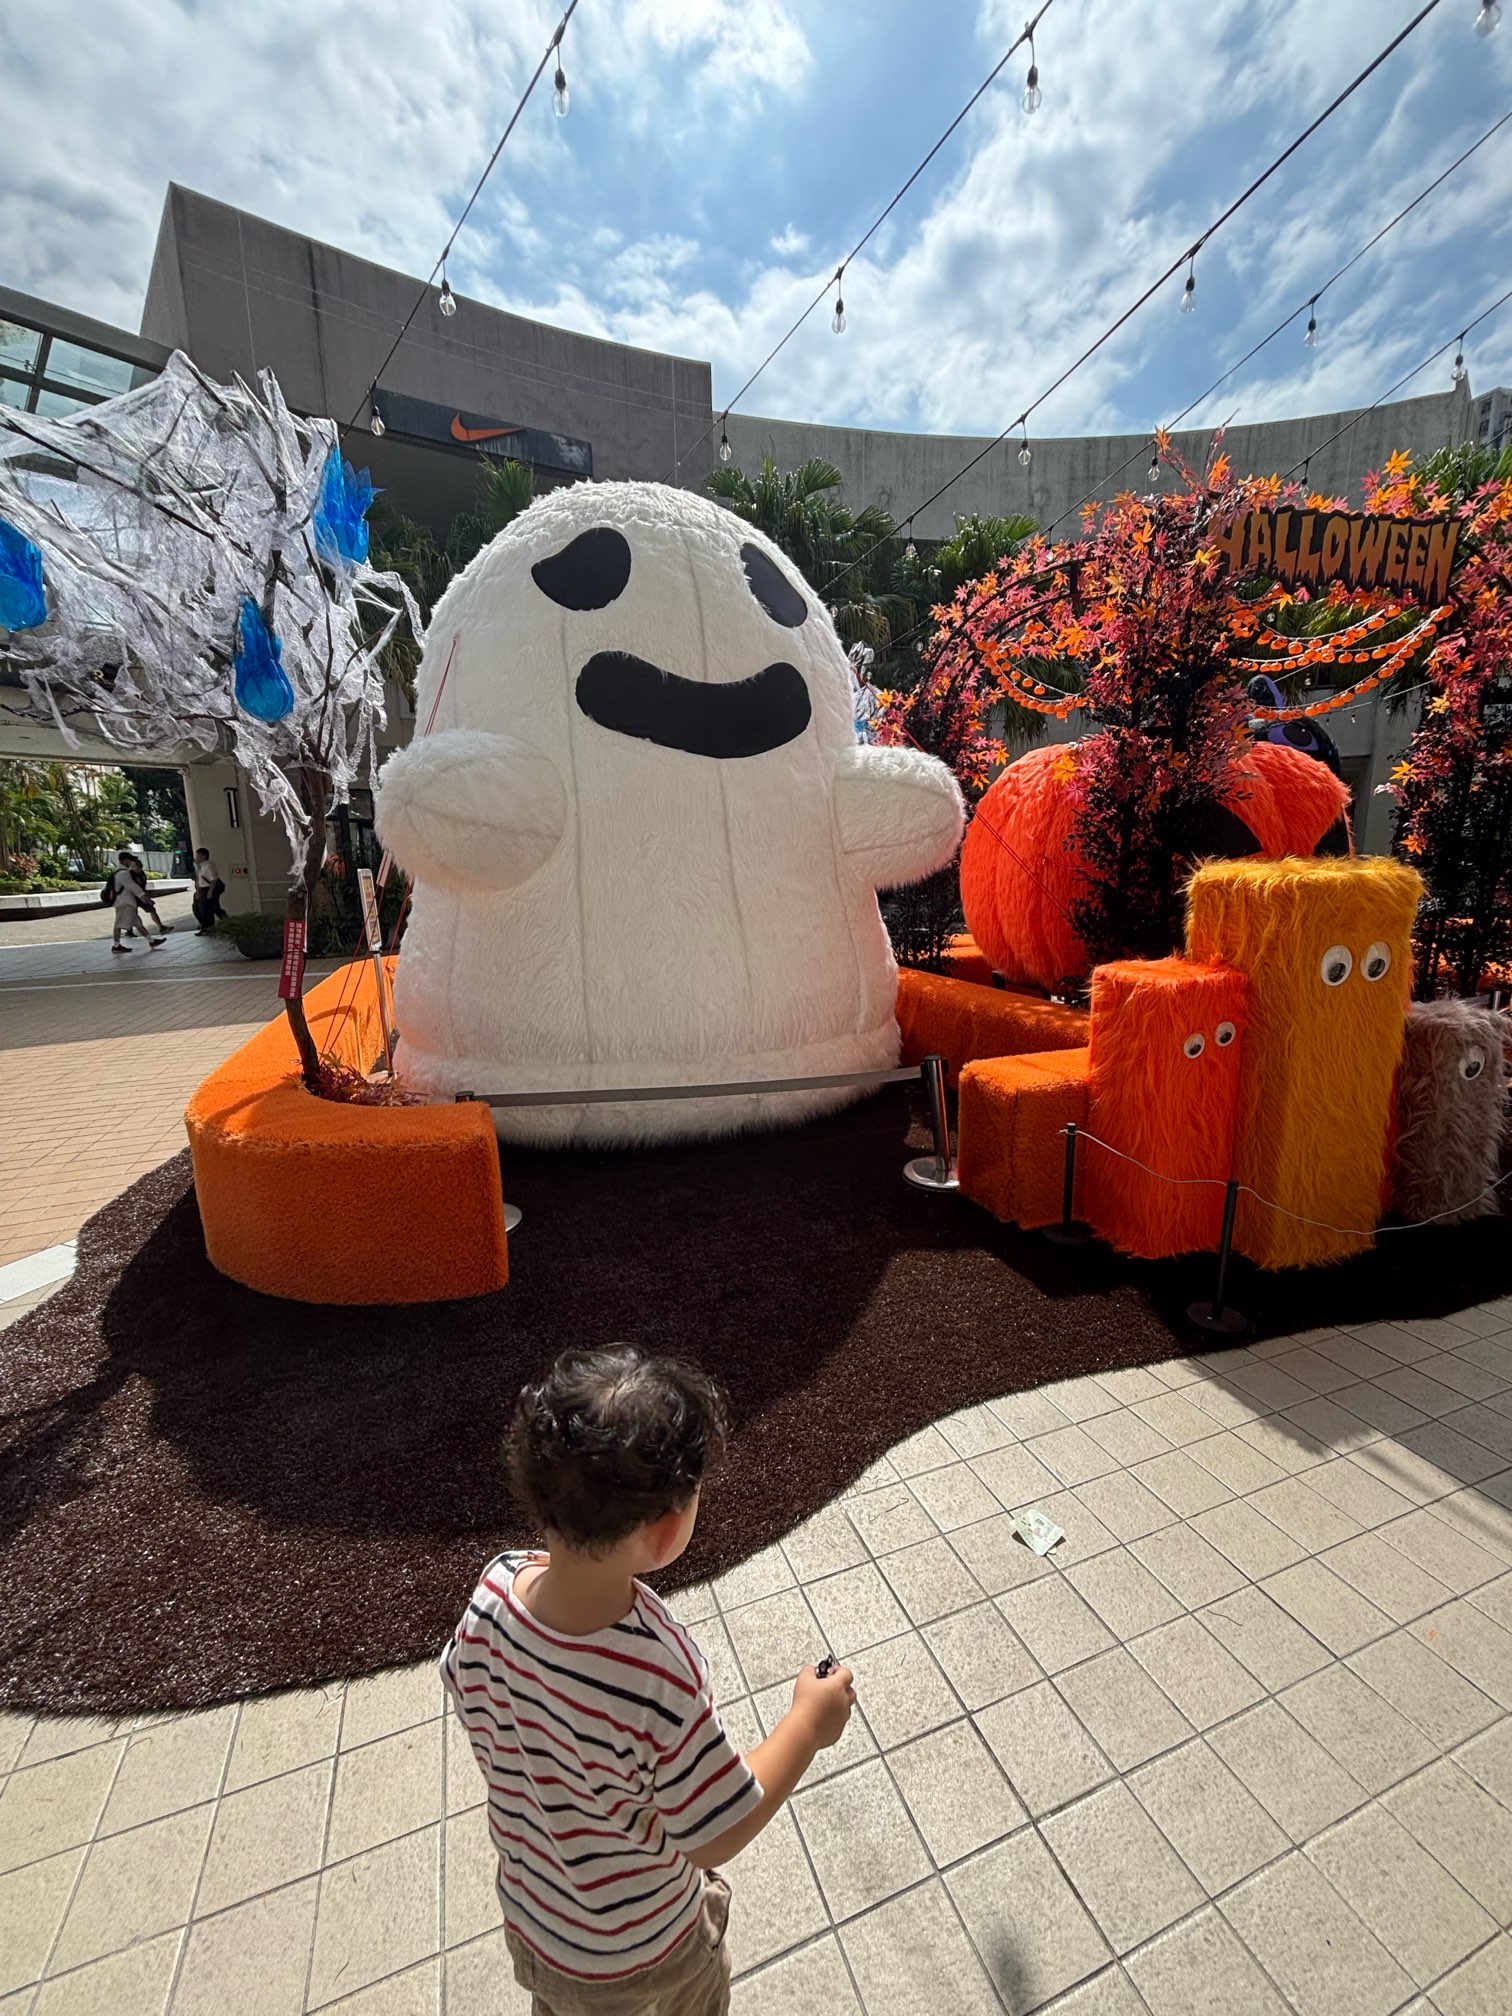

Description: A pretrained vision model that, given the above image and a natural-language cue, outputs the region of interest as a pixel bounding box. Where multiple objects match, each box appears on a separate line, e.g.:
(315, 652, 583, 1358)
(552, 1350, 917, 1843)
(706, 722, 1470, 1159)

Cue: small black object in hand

(815, 1654, 836, 1679)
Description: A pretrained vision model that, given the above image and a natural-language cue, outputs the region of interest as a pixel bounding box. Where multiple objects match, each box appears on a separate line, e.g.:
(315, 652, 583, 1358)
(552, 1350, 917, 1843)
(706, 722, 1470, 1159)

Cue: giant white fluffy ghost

(375, 481, 964, 1145)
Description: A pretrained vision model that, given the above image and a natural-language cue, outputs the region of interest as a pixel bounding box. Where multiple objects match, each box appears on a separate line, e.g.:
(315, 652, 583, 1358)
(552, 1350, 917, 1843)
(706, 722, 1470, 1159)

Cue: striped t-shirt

(440, 1550, 761, 1981)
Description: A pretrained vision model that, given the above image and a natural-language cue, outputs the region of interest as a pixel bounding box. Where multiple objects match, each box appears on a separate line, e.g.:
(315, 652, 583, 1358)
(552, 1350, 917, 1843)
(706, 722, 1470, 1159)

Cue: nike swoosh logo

(450, 415, 521, 443)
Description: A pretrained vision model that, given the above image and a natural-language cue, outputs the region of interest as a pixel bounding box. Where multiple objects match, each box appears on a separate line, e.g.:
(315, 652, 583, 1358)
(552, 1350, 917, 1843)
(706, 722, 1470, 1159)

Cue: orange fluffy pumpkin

(961, 738, 1352, 991)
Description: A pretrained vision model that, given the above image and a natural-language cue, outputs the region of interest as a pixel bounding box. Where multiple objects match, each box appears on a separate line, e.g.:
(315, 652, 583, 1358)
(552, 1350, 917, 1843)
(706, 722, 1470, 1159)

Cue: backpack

(100, 875, 116, 906)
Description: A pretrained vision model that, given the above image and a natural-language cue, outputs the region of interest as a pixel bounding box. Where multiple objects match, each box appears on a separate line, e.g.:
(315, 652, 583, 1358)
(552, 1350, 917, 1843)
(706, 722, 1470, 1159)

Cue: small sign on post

(276, 917, 307, 1001)
(357, 867, 396, 1075)
(357, 867, 383, 952)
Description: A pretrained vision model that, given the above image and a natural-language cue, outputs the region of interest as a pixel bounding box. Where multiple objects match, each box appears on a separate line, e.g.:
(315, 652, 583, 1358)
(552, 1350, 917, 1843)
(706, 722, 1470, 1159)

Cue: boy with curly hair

(442, 1345, 855, 2015)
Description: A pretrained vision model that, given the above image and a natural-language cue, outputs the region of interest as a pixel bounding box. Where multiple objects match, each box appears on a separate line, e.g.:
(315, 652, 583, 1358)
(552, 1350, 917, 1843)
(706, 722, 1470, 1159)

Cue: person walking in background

(193, 847, 225, 933)
(848, 642, 883, 744)
(108, 850, 165, 953)
(126, 854, 170, 938)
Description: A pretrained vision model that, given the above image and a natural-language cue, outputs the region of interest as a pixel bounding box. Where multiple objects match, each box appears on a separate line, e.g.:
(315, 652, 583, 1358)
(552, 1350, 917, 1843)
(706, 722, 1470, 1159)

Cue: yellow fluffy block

(1186, 857, 1422, 1268)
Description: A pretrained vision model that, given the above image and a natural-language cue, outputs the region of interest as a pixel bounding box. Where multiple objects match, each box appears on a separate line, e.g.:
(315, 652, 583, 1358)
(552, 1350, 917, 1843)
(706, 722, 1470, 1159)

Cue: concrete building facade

(724, 387, 1477, 546)
(1, 185, 1494, 899)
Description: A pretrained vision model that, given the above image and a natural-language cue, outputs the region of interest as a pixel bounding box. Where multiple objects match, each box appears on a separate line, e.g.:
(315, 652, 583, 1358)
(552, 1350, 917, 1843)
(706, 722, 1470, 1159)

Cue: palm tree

(447, 457, 536, 572)
(368, 458, 537, 700)
(706, 455, 913, 653)
(925, 513, 1039, 602)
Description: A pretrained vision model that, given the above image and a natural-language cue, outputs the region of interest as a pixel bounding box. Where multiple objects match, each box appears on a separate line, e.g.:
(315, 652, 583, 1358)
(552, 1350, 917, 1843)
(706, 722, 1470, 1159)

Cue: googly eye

(1183, 1032, 1206, 1059)
(1215, 1021, 1236, 1047)
(1462, 1050, 1485, 1081)
(1362, 941, 1391, 982)
(1321, 945, 1352, 987)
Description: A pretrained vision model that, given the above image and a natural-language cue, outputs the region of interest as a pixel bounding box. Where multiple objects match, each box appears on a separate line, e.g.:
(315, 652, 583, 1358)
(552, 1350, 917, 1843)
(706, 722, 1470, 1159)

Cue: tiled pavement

(0, 922, 339, 1265)
(3, 1297, 1512, 2014)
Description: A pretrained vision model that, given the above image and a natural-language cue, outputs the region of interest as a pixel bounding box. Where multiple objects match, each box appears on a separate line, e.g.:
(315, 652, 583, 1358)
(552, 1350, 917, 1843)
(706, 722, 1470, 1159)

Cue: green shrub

(220, 909, 288, 959)
(0, 874, 90, 895)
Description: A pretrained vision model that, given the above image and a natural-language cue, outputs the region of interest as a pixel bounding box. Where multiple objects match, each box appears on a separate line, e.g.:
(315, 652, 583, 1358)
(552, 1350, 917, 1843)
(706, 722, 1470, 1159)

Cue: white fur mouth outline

(575, 650, 812, 758)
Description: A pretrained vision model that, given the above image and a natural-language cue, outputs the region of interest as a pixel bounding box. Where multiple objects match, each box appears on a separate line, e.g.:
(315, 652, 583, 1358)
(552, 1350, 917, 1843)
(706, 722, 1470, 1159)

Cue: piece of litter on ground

(1012, 1507, 1065, 1556)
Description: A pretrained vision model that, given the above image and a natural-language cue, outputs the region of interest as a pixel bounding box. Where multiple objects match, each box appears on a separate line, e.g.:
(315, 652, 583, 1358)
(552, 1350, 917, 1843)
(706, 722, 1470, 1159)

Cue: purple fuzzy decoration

(1391, 1000, 1508, 1224)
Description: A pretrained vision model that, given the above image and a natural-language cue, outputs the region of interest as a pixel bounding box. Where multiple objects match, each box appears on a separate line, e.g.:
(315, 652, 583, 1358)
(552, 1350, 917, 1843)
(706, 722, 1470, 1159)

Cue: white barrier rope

(1063, 1125, 1512, 1235)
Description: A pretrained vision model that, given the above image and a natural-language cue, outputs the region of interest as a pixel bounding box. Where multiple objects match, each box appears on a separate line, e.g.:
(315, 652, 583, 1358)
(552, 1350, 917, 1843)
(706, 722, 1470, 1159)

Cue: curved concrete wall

(725, 388, 1475, 543)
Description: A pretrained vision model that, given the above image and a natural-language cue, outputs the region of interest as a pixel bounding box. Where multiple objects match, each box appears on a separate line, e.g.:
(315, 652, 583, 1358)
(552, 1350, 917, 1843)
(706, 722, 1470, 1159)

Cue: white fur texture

(376, 481, 964, 1145)
(377, 729, 566, 892)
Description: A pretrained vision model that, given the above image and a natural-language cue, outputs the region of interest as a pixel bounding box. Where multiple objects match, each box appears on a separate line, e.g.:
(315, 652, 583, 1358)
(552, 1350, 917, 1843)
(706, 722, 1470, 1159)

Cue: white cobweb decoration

(0, 350, 422, 866)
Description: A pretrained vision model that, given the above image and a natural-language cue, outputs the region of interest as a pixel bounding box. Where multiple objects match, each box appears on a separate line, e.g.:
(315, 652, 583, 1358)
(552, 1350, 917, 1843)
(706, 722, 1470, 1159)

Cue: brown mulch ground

(2, 1086, 1508, 1715)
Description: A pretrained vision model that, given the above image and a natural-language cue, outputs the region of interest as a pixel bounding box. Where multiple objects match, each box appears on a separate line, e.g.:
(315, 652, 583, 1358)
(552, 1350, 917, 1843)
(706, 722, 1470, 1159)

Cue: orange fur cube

(1084, 958, 1248, 1259)
(958, 1048, 1090, 1229)
(1186, 856, 1422, 1268)
(897, 968, 1088, 1086)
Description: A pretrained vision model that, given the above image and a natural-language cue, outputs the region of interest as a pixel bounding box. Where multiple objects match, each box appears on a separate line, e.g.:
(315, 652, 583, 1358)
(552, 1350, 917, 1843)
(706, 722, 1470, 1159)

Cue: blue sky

(3, 0, 1509, 443)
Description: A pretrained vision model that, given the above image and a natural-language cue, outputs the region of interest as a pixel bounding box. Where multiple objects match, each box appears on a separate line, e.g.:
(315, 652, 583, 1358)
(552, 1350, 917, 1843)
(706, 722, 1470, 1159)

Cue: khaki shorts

(504, 1874, 732, 2016)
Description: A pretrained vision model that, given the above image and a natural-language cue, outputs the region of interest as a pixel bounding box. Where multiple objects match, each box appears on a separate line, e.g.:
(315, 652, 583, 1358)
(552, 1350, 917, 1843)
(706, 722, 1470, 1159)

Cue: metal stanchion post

(1043, 1121, 1091, 1245)
(456, 1093, 522, 1231)
(1188, 1178, 1247, 1336)
(904, 1054, 959, 1192)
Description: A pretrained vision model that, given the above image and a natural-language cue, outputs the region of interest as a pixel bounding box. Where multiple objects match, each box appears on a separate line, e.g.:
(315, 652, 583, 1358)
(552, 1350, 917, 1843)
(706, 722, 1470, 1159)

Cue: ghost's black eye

(531, 527, 632, 610)
(741, 543, 807, 627)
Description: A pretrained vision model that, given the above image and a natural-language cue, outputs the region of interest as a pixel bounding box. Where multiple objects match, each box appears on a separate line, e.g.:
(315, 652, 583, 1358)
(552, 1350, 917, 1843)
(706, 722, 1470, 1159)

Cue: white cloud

(2, 0, 1507, 461)
(618, 0, 812, 97)
(540, 0, 1511, 442)
(0, 0, 560, 326)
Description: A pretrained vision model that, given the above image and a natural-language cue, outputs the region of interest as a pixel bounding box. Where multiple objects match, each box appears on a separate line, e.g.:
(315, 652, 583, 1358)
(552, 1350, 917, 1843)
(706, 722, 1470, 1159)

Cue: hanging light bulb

(718, 421, 732, 464)
(1452, 338, 1467, 387)
(438, 272, 457, 319)
(1304, 299, 1317, 348)
(1181, 259, 1197, 314)
(1148, 444, 1161, 485)
(832, 270, 846, 335)
(1023, 32, 1041, 113)
(904, 519, 917, 561)
(1476, 0, 1501, 36)
(552, 28, 570, 117)
(1018, 426, 1032, 468)
(368, 387, 385, 438)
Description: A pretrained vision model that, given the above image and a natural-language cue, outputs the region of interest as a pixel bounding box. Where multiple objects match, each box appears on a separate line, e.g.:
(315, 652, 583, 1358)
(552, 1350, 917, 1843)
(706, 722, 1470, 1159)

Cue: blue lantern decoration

(0, 516, 48, 632)
(312, 448, 375, 568)
(233, 598, 296, 723)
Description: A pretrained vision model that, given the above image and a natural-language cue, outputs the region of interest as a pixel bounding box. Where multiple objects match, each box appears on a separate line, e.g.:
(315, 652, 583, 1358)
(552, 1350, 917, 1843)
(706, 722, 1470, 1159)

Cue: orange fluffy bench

(897, 969, 1089, 1086)
(958, 1049, 1090, 1229)
(185, 960, 509, 1304)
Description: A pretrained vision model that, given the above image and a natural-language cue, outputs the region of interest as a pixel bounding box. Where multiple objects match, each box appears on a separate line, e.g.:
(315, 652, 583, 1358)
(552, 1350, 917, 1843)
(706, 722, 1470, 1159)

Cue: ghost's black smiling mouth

(575, 652, 812, 758)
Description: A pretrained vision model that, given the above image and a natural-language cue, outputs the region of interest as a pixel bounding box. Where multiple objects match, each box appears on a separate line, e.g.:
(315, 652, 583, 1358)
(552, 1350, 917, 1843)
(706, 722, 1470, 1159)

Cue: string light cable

(1278, 277, 1512, 483)
(1047, 102, 1512, 535)
(874, 262, 1512, 746)
(673, 0, 1060, 480)
(827, 0, 1449, 598)
(342, 0, 581, 441)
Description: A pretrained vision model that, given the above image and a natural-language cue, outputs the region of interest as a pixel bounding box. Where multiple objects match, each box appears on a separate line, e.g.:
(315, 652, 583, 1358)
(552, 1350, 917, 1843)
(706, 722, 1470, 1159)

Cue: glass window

(0, 321, 41, 373)
(0, 373, 29, 410)
(41, 340, 138, 398)
(34, 386, 95, 419)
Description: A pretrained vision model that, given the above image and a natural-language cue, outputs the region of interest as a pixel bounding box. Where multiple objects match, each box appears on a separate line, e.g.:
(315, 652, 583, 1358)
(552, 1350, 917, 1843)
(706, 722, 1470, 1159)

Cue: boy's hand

(792, 1662, 856, 1748)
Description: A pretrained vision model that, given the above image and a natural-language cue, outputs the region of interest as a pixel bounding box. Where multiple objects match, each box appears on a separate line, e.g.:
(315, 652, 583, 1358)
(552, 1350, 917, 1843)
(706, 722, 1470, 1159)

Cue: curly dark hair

(507, 1346, 728, 1553)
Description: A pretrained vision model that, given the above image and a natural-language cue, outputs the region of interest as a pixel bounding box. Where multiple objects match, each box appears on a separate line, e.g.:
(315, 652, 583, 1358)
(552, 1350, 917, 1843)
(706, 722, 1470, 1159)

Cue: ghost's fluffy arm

(375, 729, 567, 893)
(832, 744, 965, 888)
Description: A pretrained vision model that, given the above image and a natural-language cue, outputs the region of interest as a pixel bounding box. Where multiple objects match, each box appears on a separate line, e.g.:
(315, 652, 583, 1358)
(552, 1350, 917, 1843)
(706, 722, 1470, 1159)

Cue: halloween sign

(1211, 507, 1460, 605)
